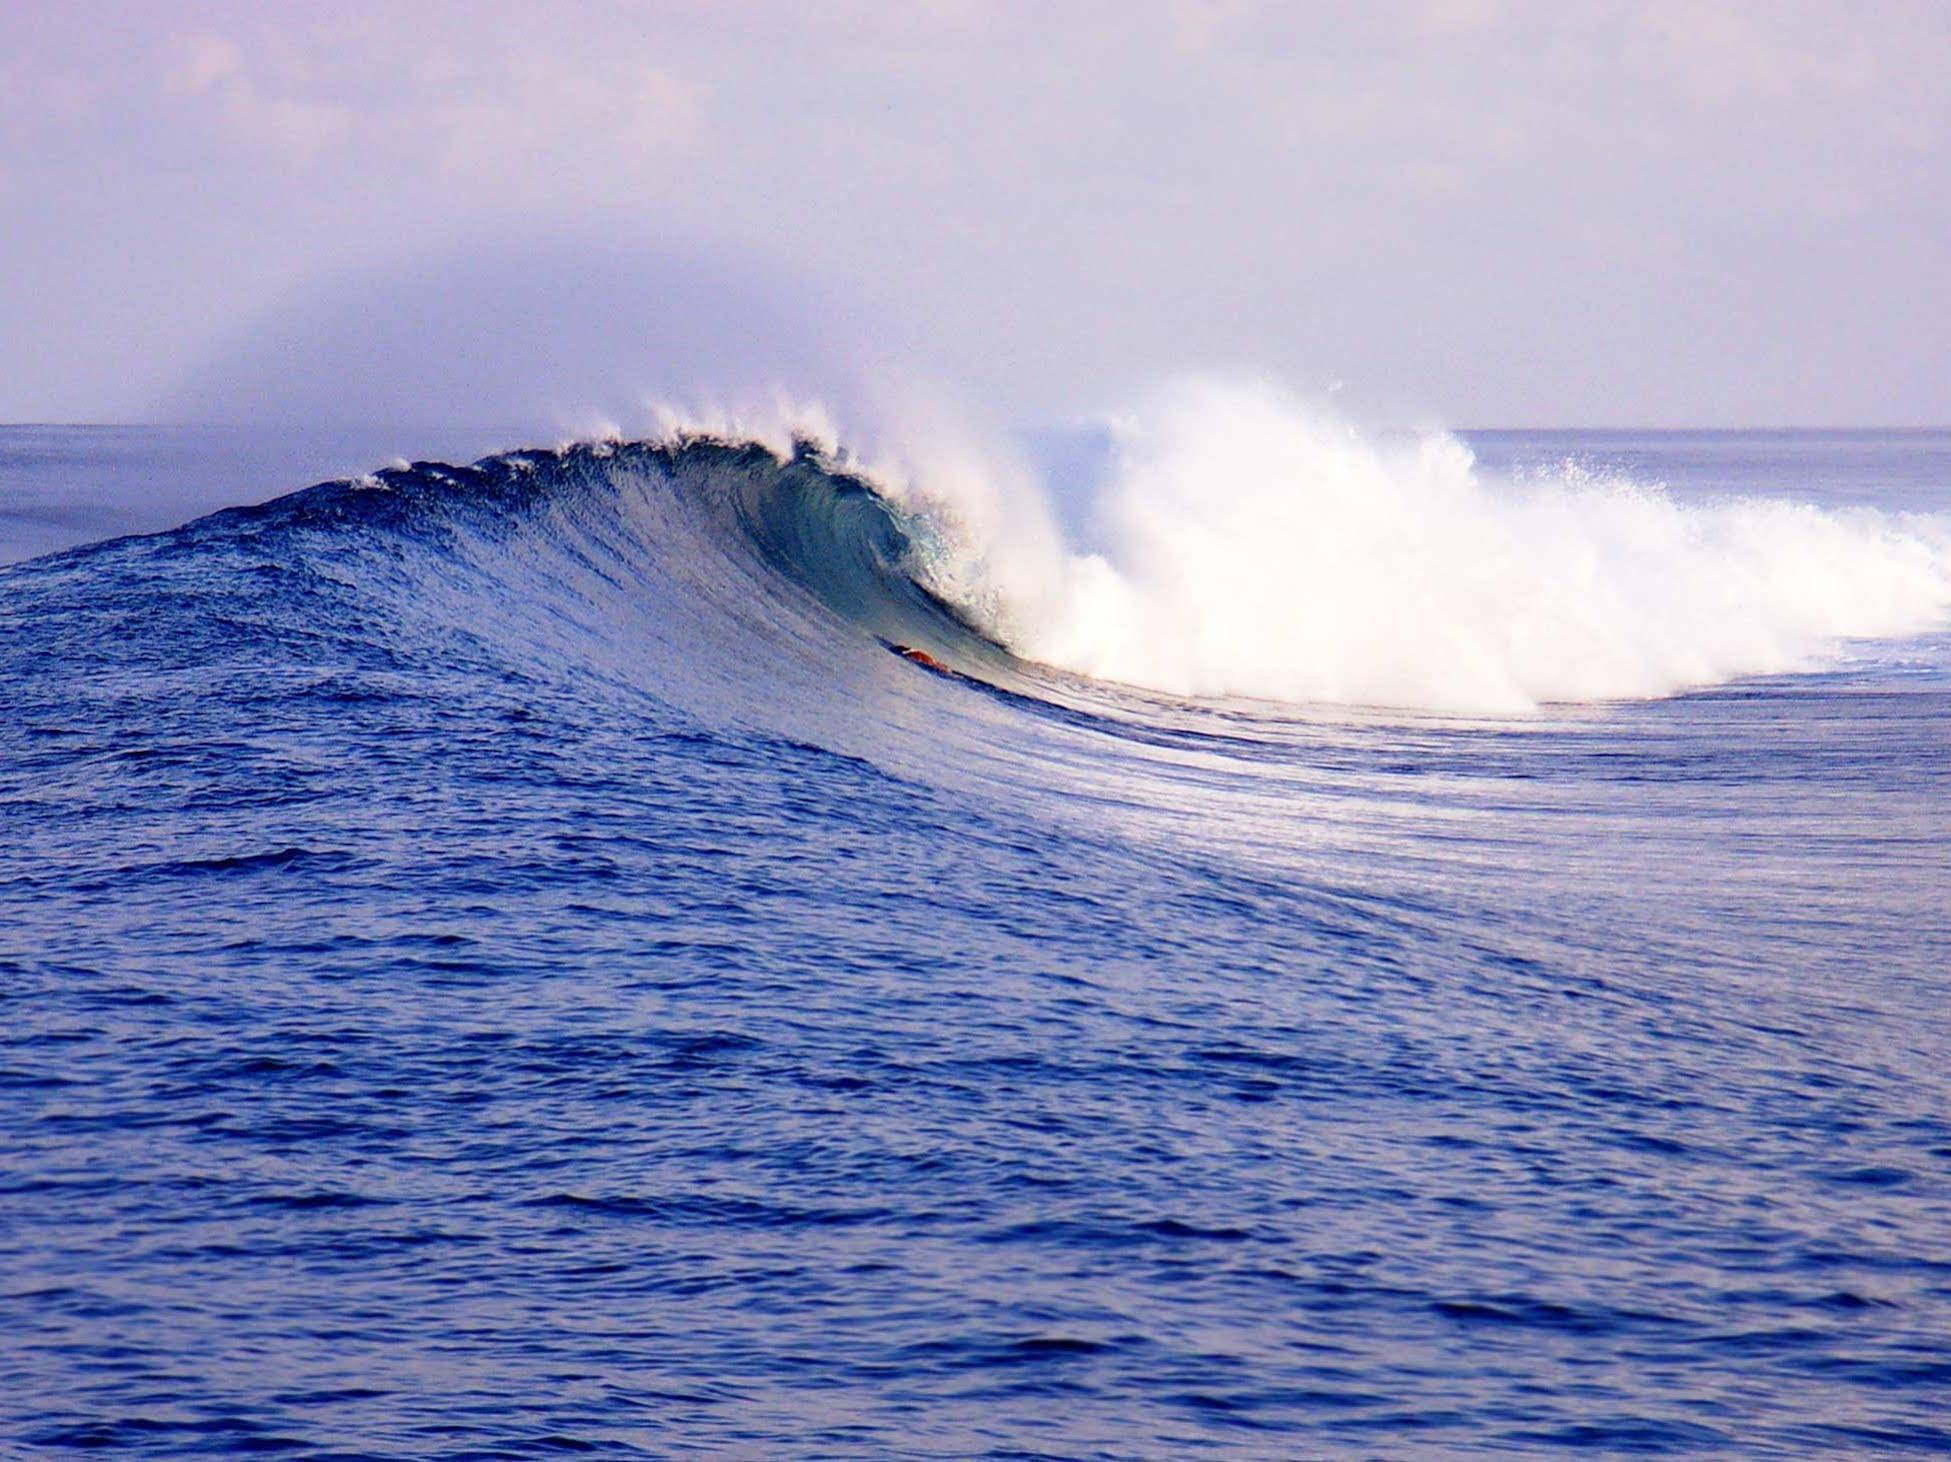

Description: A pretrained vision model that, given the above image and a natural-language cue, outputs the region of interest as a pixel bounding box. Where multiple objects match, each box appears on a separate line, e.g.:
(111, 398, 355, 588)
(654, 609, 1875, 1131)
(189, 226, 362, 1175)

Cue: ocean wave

(109, 383, 1951, 716)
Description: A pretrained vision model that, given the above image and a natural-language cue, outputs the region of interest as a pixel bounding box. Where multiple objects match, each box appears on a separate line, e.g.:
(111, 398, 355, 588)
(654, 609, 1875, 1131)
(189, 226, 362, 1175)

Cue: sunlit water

(3, 428, 1948, 1456)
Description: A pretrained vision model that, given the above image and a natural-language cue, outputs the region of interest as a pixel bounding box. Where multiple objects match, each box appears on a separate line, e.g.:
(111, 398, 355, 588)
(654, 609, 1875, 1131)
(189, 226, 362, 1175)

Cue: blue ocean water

(3, 426, 1949, 1457)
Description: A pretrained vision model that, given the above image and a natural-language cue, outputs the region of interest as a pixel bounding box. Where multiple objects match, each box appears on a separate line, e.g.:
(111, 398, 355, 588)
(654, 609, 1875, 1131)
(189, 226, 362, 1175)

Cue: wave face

(3, 419, 1951, 1456)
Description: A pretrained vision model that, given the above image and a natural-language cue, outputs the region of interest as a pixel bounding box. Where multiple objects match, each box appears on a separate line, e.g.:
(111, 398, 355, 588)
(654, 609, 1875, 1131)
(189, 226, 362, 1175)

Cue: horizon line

(4, 419, 1950, 436)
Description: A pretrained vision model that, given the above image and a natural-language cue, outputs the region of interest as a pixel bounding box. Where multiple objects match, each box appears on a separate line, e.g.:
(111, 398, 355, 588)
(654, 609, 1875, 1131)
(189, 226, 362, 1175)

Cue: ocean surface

(3, 420, 1950, 1457)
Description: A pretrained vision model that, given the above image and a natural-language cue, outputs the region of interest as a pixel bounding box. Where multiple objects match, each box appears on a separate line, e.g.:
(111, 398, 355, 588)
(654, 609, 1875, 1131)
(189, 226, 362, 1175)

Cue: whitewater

(3, 398, 1949, 1456)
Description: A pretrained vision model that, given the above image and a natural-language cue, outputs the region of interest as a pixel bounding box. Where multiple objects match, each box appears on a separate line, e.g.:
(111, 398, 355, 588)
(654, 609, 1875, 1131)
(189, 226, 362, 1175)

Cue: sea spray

(1018, 383, 1951, 710)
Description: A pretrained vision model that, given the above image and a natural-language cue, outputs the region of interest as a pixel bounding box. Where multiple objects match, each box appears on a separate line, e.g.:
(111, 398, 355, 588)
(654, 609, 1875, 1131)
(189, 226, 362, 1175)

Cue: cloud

(157, 23, 700, 173)
(1165, 0, 1259, 53)
(1637, 3, 1877, 104)
(166, 33, 247, 96)
(1413, 0, 1504, 38)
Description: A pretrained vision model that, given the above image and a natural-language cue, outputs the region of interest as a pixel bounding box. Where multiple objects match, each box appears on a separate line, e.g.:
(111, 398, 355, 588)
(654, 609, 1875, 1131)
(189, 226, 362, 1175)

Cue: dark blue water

(3, 429, 1949, 1456)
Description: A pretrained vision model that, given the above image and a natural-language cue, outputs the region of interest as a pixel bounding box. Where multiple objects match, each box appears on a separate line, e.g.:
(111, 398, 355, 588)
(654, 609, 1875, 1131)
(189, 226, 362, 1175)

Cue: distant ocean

(4, 412, 1949, 1455)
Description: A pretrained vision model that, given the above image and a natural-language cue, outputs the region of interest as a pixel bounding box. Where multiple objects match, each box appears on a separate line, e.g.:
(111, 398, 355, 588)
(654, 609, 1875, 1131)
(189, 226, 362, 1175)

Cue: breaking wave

(147, 381, 1951, 716)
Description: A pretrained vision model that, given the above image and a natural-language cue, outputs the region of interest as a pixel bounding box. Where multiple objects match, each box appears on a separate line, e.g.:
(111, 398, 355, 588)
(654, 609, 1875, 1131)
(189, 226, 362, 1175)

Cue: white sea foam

(982, 381, 1951, 711)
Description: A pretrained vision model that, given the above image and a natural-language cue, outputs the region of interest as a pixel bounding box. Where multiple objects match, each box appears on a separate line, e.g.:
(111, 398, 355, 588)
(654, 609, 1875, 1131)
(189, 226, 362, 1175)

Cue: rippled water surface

(3, 429, 1949, 1456)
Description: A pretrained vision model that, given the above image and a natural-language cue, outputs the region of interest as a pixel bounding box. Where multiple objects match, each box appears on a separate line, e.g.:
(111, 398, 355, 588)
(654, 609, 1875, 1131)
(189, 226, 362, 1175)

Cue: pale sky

(1, 0, 1946, 427)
